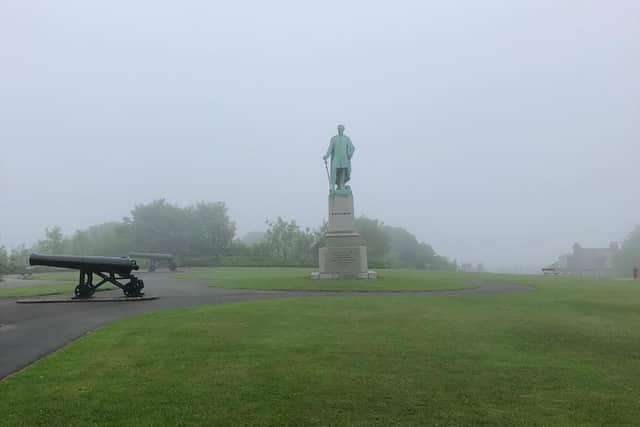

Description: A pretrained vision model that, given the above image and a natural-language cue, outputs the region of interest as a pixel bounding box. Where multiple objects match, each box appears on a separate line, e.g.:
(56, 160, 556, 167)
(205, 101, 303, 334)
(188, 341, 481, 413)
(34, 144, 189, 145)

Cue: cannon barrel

(29, 254, 139, 275)
(129, 252, 174, 260)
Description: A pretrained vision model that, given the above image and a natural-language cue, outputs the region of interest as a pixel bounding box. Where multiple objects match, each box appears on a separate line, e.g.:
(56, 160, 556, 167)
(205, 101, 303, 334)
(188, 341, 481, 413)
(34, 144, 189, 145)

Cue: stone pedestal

(312, 191, 376, 280)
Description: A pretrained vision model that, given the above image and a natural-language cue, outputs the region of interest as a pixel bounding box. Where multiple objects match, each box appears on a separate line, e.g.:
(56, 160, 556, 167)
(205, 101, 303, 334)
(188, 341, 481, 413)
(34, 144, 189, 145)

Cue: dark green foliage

(240, 231, 266, 245)
(15, 202, 453, 271)
(0, 246, 8, 275)
(351, 217, 454, 271)
(36, 226, 64, 254)
(227, 240, 254, 256)
(259, 217, 323, 265)
(385, 225, 420, 266)
(614, 225, 640, 277)
(68, 222, 134, 256)
(354, 216, 391, 259)
(130, 199, 188, 255)
(384, 225, 456, 271)
(185, 202, 236, 256)
(0, 245, 32, 274)
(28, 199, 236, 261)
(129, 200, 235, 257)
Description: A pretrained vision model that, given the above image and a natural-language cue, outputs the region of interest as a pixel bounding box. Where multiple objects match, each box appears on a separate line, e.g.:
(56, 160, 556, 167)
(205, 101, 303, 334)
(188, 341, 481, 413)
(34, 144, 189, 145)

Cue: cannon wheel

(74, 284, 95, 298)
(124, 278, 144, 297)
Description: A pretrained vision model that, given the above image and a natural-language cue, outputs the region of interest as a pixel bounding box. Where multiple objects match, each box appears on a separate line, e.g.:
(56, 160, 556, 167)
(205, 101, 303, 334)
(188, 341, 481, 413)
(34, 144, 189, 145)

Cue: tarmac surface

(0, 271, 532, 380)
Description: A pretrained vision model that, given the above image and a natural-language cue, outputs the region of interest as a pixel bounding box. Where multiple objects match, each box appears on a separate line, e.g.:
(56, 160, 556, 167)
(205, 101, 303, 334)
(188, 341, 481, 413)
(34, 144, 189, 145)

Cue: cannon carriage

(29, 254, 145, 298)
(129, 252, 176, 272)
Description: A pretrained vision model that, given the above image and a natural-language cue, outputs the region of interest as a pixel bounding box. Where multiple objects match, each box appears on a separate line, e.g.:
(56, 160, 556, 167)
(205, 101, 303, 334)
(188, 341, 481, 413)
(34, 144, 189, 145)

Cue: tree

(264, 217, 301, 260)
(354, 216, 391, 260)
(0, 246, 9, 275)
(130, 199, 235, 257)
(228, 239, 253, 257)
(614, 226, 640, 277)
(240, 231, 267, 246)
(8, 245, 31, 272)
(311, 221, 328, 256)
(384, 225, 422, 268)
(131, 199, 189, 255)
(69, 222, 134, 256)
(384, 225, 455, 270)
(263, 217, 319, 263)
(36, 226, 65, 254)
(185, 202, 236, 256)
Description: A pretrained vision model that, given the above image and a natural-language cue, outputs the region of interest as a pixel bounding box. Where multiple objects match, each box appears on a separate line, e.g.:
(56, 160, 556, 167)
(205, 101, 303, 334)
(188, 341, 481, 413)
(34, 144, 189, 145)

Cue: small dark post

(633, 267, 638, 280)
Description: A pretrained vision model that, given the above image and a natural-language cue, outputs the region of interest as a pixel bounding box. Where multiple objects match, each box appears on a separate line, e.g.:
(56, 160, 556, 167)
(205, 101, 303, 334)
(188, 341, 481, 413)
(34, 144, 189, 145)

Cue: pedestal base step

(311, 271, 377, 280)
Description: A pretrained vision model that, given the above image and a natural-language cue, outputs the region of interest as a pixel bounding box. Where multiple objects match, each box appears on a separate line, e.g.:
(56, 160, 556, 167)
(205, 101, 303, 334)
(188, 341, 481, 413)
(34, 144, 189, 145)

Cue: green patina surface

(323, 124, 355, 192)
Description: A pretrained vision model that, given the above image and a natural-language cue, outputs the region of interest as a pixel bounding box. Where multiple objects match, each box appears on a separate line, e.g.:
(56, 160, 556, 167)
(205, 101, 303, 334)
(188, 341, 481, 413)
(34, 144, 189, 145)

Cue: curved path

(0, 272, 532, 380)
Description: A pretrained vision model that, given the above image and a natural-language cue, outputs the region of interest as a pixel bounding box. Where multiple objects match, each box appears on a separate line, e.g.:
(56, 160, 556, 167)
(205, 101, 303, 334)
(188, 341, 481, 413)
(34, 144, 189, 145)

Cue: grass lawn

(2, 273, 640, 425)
(0, 283, 78, 298)
(0, 283, 116, 298)
(0, 270, 119, 298)
(179, 267, 477, 291)
(28, 270, 81, 282)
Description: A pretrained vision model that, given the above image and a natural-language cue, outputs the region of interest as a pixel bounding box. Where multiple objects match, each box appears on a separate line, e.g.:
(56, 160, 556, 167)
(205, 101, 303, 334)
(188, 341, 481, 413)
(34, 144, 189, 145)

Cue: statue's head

(337, 124, 345, 135)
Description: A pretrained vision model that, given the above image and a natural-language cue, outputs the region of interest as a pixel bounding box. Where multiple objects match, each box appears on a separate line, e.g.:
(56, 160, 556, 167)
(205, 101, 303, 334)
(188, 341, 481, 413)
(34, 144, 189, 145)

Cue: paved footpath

(0, 271, 531, 380)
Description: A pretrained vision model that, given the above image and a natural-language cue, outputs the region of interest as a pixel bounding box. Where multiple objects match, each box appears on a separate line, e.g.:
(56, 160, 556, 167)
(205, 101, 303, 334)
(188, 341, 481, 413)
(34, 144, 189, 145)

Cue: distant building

(545, 242, 619, 276)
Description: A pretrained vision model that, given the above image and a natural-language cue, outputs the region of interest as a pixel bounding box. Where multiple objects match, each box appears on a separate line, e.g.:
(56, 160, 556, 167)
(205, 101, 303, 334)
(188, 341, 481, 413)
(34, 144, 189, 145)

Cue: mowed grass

(29, 270, 80, 282)
(180, 267, 477, 291)
(0, 283, 78, 298)
(0, 270, 118, 298)
(2, 274, 640, 425)
(0, 283, 116, 298)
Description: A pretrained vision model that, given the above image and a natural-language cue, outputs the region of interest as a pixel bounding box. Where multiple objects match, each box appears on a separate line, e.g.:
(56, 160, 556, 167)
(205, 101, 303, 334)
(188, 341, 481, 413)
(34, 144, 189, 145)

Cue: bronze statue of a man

(323, 124, 355, 191)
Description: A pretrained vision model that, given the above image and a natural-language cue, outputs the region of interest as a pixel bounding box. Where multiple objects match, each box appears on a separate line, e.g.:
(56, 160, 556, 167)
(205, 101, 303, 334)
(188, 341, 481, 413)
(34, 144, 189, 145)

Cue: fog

(1, 1, 638, 271)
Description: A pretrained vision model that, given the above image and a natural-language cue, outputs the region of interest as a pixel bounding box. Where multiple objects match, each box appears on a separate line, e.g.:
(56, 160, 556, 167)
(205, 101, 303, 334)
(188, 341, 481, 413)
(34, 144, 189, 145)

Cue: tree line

(614, 225, 640, 276)
(0, 199, 456, 274)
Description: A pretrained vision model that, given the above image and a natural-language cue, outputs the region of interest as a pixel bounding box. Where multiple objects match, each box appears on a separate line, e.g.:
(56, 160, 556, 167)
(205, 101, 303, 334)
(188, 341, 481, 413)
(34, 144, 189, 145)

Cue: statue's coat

(325, 134, 355, 187)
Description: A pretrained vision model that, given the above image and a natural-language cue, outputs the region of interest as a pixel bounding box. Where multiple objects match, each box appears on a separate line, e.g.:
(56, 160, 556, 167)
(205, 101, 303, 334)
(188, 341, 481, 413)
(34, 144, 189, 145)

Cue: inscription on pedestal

(332, 250, 355, 264)
(324, 246, 361, 273)
(328, 194, 355, 232)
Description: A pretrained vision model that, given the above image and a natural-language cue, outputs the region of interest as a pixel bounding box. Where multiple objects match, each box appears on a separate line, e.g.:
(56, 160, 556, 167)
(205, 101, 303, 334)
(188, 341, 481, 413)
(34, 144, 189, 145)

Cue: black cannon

(129, 252, 177, 272)
(29, 254, 145, 298)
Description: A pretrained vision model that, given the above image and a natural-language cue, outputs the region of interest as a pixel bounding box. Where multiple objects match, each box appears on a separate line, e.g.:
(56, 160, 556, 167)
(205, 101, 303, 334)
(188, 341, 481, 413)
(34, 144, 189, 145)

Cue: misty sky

(1, 1, 638, 271)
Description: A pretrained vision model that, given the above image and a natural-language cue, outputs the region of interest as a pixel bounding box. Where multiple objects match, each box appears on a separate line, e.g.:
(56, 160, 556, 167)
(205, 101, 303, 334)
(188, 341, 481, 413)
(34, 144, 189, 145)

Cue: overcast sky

(1, 1, 638, 271)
